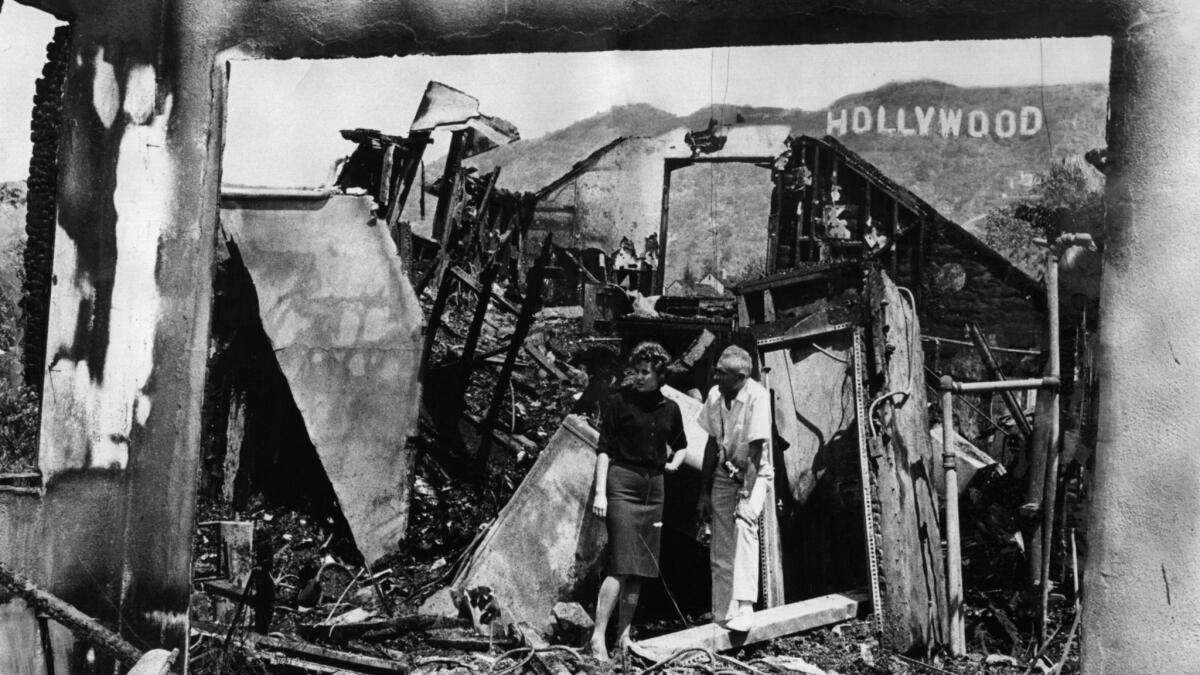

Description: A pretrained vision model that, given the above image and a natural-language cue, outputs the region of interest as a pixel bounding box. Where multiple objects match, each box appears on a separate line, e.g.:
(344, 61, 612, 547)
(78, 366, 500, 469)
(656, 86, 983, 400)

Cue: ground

(186, 280, 1082, 674)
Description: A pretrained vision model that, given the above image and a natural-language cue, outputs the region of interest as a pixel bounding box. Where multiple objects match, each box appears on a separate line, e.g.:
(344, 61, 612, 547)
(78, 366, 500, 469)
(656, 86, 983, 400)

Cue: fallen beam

(631, 591, 868, 660)
(254, 633, 409, 674)
(450, 266, 521, 315)
(0, 560, 143, 667)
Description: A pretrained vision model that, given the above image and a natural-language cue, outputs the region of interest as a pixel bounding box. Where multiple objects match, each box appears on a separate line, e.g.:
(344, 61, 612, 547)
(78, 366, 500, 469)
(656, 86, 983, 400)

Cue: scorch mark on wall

(40, 56, 174, 476)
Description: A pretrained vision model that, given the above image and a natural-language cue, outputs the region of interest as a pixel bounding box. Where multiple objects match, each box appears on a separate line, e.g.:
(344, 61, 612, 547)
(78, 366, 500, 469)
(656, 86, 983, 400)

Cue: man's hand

(665, 450, 686, 473)
(592, 493, 607, 518)
(735, 496, 758, 524)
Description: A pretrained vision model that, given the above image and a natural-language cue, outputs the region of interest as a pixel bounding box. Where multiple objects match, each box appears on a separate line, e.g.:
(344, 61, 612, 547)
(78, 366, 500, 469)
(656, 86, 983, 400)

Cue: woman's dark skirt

(605, 463, 665, 578)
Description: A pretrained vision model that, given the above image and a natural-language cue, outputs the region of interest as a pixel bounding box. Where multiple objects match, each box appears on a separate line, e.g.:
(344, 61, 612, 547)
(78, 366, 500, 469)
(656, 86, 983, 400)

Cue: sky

(0, 3, 1111, 184)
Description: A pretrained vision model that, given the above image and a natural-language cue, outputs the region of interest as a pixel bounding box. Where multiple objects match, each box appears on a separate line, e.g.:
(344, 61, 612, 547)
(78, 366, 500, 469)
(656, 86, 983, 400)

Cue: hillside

(466, 103, 681, 193)
(407, 81, 1106, 282)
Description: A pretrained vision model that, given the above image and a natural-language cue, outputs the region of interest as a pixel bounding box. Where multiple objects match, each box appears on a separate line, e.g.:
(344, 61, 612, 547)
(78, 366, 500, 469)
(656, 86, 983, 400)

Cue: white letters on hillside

(825, 105, 1044, 139)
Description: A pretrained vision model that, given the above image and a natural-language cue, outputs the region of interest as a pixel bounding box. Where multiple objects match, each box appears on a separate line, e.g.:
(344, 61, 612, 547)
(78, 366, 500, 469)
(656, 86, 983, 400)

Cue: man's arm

(738, 439, 765, 498)
(698, 436, 719, 518)
(739, 383, 773, 498)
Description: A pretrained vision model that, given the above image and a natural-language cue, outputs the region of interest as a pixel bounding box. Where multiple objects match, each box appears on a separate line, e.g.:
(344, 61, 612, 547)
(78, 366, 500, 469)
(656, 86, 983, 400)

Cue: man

(697, 345, 773, 632)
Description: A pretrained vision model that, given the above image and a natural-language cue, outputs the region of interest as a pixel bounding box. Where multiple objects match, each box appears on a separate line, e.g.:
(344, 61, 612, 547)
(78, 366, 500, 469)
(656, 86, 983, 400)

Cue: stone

(551, 602, 594, 646)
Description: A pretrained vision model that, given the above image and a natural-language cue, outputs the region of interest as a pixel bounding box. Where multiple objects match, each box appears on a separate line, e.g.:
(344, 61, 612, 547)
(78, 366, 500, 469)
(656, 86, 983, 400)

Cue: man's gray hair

(717, 346, 753, 376)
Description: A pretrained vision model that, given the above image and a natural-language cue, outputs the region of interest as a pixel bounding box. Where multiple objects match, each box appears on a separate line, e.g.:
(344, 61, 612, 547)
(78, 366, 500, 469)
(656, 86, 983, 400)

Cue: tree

(978, 161, 1104, 280)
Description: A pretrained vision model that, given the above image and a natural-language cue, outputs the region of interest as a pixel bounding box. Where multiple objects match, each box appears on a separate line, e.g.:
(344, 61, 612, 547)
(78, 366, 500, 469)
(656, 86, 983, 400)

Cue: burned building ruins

(0, 2, 1195, 674)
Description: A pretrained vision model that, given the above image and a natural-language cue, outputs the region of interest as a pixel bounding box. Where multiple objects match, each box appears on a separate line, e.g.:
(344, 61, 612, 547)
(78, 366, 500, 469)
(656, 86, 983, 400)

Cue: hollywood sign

(826, 106, 1044, 139)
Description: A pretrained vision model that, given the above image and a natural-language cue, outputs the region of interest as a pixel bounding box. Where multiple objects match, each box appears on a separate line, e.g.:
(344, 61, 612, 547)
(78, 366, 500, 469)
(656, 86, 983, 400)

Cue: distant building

(697, 272, 728, 297)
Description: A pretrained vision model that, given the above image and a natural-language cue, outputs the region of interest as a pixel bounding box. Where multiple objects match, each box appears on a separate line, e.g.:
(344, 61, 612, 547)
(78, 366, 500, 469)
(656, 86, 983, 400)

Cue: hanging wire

(1038, 39, 1055, 156)
(709, 49, 716, 122)
(722, 47, 732, 119)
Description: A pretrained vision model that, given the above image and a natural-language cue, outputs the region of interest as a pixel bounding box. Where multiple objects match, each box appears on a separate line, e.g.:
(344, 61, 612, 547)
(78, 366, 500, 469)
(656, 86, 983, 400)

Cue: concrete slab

(221, 194, 424, 563)
(422, 415, 606, 627)
(630, 590, 868, 661)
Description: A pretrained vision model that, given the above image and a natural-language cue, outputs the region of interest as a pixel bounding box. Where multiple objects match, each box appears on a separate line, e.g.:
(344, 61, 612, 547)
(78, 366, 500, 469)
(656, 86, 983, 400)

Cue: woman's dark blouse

(596, 389, 687, 468)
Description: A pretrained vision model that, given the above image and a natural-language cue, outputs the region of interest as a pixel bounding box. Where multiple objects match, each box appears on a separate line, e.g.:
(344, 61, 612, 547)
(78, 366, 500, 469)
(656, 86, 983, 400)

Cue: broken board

(221, 194, 424, 563)
(865, 269, 949, 652)
(630, 590, 868, 661)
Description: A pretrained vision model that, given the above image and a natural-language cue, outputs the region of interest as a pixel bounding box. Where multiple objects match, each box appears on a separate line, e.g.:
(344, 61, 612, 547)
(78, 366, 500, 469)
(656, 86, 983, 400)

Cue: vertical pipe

(1039, 247, 1062, 639)
(941, 376, 965, 655)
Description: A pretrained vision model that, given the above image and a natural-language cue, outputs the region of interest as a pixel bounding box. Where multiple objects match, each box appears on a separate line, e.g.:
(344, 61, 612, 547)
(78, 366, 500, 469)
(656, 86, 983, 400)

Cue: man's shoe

(724, 613, 754, 633)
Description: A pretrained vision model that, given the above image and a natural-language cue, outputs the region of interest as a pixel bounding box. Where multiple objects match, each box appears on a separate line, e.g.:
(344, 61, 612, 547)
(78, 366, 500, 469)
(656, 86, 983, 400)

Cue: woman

(590, 342, 688, 660)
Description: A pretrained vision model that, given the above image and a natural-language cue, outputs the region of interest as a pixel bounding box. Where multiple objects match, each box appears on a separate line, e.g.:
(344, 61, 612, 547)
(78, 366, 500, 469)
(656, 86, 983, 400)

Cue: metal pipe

(967, 323, 1034, 440)
(921, 334, 1043, 357)
(941, 377, 1059, 393)
(219, 185, 334, 201)
(1039, 247, 1063, 640)
(941, 376, 966, 654)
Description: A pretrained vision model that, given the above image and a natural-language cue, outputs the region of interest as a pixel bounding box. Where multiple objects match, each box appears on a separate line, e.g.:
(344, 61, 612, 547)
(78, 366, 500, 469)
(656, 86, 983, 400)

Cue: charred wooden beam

(0, 560, 144, 667)
(865, 268, 949, 653)
(476, 236, 554, 467)
(449, 266, 520, 315)
(431, 130, 468, 242)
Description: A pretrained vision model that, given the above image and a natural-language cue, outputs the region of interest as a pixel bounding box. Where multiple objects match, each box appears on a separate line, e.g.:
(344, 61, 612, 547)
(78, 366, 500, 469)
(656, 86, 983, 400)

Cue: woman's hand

(592, 493, 608, 518)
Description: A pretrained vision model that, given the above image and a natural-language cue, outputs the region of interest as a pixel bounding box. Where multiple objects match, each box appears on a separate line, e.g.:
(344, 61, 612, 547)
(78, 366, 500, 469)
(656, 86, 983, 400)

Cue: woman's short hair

(628, 341, 672, 379)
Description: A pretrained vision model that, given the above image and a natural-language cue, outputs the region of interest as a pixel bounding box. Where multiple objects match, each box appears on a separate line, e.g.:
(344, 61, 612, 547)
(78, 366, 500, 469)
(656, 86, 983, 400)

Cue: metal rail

(852, 328, 884, 635)
(756, 322, 853, 350)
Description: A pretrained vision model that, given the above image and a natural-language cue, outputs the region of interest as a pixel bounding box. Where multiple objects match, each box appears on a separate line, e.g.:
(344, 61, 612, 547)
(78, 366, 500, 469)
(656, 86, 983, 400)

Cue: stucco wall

(1081, 3, 1200, 672)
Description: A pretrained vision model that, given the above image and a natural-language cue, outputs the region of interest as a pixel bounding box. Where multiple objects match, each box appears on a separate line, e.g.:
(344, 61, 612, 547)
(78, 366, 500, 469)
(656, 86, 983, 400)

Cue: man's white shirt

(698, 378, 774, 480)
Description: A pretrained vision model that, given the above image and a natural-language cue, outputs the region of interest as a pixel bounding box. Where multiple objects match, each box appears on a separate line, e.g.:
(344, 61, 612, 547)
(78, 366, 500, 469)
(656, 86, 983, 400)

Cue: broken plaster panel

(423, 415, 606, 625)
(221, 194, 423, 562)
(40, 97, 175, 476)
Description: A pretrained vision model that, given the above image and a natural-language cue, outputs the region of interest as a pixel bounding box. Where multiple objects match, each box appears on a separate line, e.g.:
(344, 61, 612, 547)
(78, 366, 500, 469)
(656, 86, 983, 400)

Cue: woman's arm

(592, 452, 610, 517)
(665, 404, 688, 472)
(593, 395, 615, 518)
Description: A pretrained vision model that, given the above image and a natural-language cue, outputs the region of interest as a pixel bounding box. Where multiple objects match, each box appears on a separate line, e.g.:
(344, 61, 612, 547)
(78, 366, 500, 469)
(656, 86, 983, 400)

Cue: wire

(810, 343, 848, 364)
(922, 366, 1016, 437)
(638, 531, 690, 626)
(721, 48, 732, 122)
(867, 390, 910, 437)
(492, 647, 536, 675)
(1038, 39, 1055, 156)
(709, 49, 715, 123)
